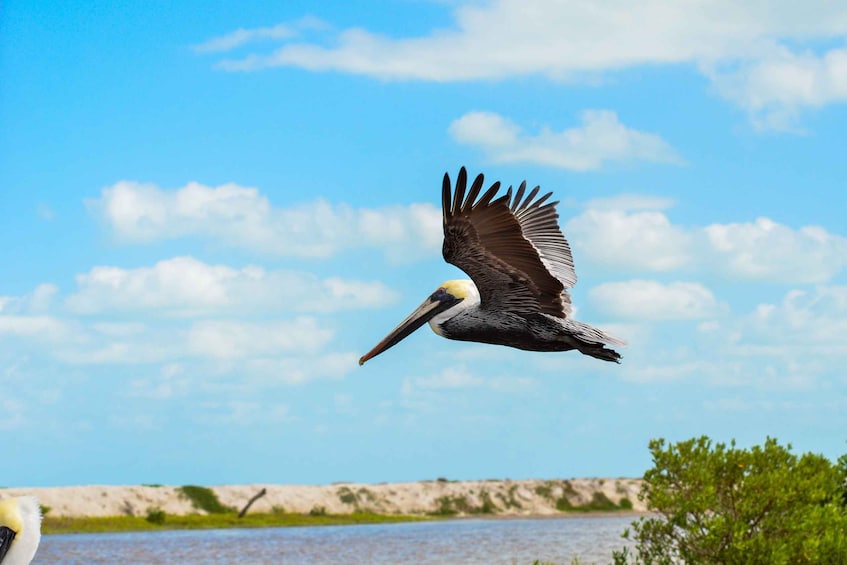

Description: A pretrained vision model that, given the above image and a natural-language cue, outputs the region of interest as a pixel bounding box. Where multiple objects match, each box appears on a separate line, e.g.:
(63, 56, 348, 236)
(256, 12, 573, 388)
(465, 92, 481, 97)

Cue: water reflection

(36, 515, 634, 564)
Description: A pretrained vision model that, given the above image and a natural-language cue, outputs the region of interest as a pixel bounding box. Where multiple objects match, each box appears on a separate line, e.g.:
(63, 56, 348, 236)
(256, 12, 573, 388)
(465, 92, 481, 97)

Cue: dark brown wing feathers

(442, 167, 577, 318)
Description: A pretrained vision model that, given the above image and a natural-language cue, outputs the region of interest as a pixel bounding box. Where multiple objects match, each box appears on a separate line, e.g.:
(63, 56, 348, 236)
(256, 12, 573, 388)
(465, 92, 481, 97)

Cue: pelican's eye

(431, 287, 450, 301)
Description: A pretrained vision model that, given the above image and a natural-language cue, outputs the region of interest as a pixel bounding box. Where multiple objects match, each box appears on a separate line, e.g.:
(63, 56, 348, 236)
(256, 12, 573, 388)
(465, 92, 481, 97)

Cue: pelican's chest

(437, 310, 527, 343)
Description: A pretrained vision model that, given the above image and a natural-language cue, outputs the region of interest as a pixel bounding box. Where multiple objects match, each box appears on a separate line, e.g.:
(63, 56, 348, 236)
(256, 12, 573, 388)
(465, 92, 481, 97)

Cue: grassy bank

(43, 511, 431, 535)
(29, 481, 642, 534)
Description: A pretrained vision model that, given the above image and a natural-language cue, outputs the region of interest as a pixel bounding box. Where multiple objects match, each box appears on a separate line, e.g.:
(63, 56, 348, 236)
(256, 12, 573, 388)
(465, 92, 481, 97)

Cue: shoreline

(2, 477, 646, 520)
(38, 509, 649, 536)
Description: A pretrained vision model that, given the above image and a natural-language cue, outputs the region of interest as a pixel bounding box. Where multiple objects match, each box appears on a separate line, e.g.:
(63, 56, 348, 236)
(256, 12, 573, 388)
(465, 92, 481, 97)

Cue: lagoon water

(35, 515, 634, 564)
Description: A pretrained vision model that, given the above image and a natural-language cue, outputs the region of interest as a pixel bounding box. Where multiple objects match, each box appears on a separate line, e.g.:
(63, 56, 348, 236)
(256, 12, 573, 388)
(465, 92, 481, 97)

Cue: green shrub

(534, 484, 553, 499)
(614, 436, 847, 564)
(308, 505, 326, 516)
(177, 485, 233, 514)
(555, 496, 573, 511)
(477, 490, 496, 514)
(356, 488, 376, 502)
(583, 491, 617, 511)
(431, 496, 458, 516)
(145, 507, 166, 525)
(337, 487, 357, 505)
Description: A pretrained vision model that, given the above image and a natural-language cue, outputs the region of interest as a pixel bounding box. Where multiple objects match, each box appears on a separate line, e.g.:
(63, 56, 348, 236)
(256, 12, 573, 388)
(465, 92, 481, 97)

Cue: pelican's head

(0, 496, 41, 565)
(359, 279, 476, 365)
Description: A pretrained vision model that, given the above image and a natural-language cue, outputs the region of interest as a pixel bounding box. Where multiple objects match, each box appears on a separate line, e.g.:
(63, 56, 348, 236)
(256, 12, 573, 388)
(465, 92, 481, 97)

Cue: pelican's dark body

(438, 308, 621, 362)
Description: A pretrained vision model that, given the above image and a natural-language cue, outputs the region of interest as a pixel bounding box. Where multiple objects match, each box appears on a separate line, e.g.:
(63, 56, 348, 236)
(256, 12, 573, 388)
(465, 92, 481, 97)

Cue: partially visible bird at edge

(359, 167, 625, 366)
(0, 496, 41, 565)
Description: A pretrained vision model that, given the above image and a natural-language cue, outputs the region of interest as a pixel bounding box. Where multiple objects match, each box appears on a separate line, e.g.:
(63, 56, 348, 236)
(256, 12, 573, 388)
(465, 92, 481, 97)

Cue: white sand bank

(2, 478, 645, 518)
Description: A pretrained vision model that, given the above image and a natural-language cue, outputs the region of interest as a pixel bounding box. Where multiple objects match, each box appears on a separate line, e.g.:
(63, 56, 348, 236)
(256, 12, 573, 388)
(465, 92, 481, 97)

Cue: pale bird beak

(359, 292, 460, 365)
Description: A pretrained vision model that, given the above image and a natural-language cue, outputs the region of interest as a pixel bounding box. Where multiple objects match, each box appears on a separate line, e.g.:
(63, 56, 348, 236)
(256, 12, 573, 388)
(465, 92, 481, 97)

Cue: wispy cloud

(0, 283, 57, 314)
(192, 16, 328, 54)
(567, 200, 847, 283)
(704, 218, 847, 283)
(0, 283, 358, 387)
(88, 180, 441, 260)
(590, 280, 721, 321)
(408, 366, 483, 390)
(0, 315, 68, 340)
(0, 398, 25, 430)
(448, 110, 682, 170)
(604, 284, 847, 387)
(44, 315, 350, 387)
(567, 207, 692, 272)
(706, 46, 847, 131)
(244, 351, 357, 385)
(402, 366, 536, 396)
(746, 285, 847, 352)
(36, 202, 55, 221)
(87, 177, 847, 284)
(200, 1, 847, 129)
(65, 256, 399, 315)
(186, 318, 331, 359)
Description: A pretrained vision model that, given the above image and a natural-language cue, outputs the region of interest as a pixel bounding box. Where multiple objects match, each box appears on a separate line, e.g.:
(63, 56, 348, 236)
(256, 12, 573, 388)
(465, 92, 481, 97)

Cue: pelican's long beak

(359, 291, 460, 365)
(0, 524, 15, 563)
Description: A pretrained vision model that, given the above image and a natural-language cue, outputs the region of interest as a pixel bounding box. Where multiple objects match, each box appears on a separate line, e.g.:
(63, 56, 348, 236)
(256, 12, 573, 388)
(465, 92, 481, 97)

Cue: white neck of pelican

(428, 279, 479, 336)
(0, 496, 41, 565)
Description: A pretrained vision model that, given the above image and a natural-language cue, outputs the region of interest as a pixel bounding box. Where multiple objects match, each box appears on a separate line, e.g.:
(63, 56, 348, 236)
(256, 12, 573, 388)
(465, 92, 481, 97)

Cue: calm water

(35, 515, 634, 564)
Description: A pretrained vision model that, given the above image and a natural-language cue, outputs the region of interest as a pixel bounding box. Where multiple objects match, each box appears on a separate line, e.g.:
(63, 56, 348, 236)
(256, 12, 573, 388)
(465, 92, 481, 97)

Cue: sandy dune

(2, 478, 645, 518)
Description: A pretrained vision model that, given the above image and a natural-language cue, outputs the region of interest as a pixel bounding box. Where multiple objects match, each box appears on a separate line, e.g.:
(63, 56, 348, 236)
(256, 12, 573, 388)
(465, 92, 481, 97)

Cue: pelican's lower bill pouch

(0, 525, 16, 563)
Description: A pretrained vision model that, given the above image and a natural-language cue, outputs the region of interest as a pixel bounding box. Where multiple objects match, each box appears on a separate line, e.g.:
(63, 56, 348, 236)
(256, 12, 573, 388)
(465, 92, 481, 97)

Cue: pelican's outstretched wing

(442, 167, 576, 318)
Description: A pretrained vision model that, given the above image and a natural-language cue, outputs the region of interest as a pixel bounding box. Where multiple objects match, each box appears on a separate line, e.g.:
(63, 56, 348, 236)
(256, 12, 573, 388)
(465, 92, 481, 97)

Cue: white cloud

(88, 181, 441, 260)
(208, 1, 763, 78)
(91, 322, 147, 337)
(0, 284, 58, 314)
(745, 286, 847, 351)
(411, 366, 484, 390)
(53, 317, 339, 372)
(127, 364, 189, 399)
(0, 278, 356, 386)
(197, 400, 294, 426)
(708, 46, 847, 130)
(36, 203, 55, 221)
(202, 1, 847, 126)
(401, 366, 536, 397)
(245, 351, 357, 385)
(704, 218, 847, 283)
(590, 280, 720, 320)
(66, 256, 398, 315)
(187, 318, 332, 359)
(193, 24, 298, 54)
(566, 208, 691, 272)
(566, 200, 847, 283)
(0, 398, 24, 430)
(55, 339, 176, 365)
(449, 110, 682, 170)
(612, 285, 847, 388)
(0, 315, 67, 340)
(621, 360, 724, 384)
(192, 17, 327, 54)
(225, 401, 290, 425)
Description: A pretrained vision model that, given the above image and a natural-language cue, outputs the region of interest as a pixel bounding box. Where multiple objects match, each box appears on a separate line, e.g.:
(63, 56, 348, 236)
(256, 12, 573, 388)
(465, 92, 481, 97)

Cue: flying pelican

(0, 496, 41, 565)
(359, 167, 624, 365)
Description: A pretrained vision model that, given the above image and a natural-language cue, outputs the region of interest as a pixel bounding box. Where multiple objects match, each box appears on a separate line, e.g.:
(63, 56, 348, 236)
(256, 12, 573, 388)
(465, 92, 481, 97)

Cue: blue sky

(2, 1, 846, 487)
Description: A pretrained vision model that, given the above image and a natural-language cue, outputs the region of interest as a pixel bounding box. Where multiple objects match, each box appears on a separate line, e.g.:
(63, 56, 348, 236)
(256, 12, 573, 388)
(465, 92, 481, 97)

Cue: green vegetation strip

(42, 512, 431, 535)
